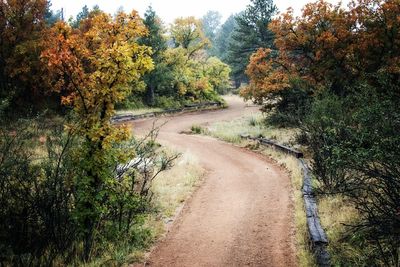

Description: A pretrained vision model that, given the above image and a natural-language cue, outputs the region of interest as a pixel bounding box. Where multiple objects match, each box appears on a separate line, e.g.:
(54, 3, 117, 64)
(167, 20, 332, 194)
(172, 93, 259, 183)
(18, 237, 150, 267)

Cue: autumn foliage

(41, 9, 154, 260)
(0, 0, 51, 107)
(242, 0, 400, 101)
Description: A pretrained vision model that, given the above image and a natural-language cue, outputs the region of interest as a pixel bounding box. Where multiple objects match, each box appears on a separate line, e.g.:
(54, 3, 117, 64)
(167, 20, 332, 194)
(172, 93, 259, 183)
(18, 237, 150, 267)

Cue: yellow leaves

(41, 9, 154, 145)
(170, 17, 210, 58)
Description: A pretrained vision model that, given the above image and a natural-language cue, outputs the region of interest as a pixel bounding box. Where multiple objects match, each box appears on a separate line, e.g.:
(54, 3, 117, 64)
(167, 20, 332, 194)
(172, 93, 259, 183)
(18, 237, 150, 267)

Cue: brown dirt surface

(131, 95, 297, 267)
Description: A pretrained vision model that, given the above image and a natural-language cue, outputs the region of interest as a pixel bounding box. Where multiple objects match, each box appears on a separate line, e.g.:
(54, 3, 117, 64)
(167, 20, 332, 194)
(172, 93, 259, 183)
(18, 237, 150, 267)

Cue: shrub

(154, 96, 182, 109)
(0, 119, 178, 265)
(191, 125, 203, 134)
(302, 82, 400, 266)
(0, 121, 78, 265)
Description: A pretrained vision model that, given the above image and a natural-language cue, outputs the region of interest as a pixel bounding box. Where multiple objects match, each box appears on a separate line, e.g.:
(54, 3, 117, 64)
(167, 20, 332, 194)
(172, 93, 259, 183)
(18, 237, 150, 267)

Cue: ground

(131, 95, 297, 267)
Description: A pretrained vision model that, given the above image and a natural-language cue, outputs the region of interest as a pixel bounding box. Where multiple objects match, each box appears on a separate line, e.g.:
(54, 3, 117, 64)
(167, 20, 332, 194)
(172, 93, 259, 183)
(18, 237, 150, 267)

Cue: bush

(0, 121, 78, 265)
(302, 82, 400, 266)
(116, 94, 147, 110)
(0, 119, 178, 265)
(153, 96, 182, 109)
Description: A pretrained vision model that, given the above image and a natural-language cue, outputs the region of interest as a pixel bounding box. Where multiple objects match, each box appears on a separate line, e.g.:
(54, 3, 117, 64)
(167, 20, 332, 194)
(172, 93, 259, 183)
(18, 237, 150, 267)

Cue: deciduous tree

(243, 0, 400, 103)
(0, 0, 50, 110)
(170, 17, 210, 59)
(41, 10, 153, 259)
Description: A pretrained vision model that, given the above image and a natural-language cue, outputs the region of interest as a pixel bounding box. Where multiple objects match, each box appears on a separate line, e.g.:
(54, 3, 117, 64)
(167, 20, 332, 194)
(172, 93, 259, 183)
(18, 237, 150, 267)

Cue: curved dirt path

(131, 96, 297, 267)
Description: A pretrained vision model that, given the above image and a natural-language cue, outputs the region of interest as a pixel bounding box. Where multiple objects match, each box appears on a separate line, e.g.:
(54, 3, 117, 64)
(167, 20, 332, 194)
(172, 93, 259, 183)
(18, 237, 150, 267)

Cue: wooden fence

(112, 102, 223, 123)
(240, 134, 331, 267)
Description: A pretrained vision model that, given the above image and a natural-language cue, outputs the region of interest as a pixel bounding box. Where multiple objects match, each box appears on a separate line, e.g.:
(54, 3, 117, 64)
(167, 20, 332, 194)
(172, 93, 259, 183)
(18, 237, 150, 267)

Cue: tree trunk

(147, 85, 155, 106)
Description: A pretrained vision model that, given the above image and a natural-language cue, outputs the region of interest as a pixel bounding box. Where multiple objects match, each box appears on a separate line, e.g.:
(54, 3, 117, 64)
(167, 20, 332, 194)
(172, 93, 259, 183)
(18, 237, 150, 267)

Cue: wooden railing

(112, 102, 223, 123)
(240, 134, 331, 267)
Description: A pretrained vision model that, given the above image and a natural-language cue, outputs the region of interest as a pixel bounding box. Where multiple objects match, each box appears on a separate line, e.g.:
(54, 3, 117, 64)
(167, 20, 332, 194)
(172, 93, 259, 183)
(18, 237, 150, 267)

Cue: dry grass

(318, 194, 369, 266)
(204, 113, 315, 267)
(205, 113, 298, 145)
(152, 151, 205, 218)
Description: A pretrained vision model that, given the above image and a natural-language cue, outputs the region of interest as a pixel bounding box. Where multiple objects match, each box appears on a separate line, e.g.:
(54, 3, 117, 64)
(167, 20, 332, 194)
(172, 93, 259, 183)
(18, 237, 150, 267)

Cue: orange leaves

(242, 48, 290, 102)
(0, 0, 50, 100)
(41, 9, 153, 146)
(244, 0, 400, 103)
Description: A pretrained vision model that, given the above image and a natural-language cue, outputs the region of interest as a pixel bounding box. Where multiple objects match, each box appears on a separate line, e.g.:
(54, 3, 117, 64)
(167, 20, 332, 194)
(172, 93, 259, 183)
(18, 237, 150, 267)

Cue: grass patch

(206, 113, 298, 145)
(318, 195, 373, 266)
(152, 151, 205, 218)
(190, 124, 204, 135)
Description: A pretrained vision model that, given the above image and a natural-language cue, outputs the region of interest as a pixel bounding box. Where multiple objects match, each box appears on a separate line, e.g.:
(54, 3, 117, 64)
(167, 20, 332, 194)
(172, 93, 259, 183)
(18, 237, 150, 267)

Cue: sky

(50, 0, 349, 25)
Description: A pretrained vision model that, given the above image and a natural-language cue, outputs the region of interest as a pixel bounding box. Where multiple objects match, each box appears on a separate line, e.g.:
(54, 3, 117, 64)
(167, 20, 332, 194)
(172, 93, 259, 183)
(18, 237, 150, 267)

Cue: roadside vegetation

(239, 0, 400, 266)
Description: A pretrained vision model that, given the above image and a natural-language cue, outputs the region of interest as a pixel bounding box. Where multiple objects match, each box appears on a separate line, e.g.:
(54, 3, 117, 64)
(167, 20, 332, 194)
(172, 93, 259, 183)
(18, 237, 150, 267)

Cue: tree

(41, 10, 153, 259)
(242, 0, 400, 103)
(226, 0, 277, 87)
(214, 15, 237, 61)
(45, 1, 62, 26)
(139, 6, 169, 105)
(201, 10, 222, 56)
(0, 0, 50, 111)
(71, 5, 89, 28)
(170, 17, 210, 59)
(204, 57, 231, 94)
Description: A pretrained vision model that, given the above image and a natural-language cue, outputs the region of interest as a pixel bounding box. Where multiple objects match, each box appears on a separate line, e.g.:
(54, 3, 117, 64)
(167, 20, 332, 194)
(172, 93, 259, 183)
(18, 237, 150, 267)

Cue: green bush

(302, 81, 400, 266)
(154, 96, 182, 109)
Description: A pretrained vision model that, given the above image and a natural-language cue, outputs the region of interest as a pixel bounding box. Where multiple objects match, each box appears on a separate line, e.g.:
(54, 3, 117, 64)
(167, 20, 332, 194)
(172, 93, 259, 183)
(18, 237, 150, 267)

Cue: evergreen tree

(214, 15, 237, 61)
(227, 0, 276, 87)
(71, 5, 89, 28)
(140, 6, 169, 105)
(201, 11, 222, 56)
(45, 1, 62, 26)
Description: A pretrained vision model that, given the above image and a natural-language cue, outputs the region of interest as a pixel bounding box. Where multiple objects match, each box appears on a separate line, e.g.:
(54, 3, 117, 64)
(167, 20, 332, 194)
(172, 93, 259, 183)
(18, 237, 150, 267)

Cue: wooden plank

(239, 135, 303, 158)
(259, 138, 304, 158)
(314, 243, 331, 267)
(299, 159, 313, 195)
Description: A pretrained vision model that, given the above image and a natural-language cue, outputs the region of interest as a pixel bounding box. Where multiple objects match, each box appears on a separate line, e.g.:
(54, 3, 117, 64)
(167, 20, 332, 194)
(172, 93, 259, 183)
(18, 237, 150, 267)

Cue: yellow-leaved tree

(41, 10, 153, 259)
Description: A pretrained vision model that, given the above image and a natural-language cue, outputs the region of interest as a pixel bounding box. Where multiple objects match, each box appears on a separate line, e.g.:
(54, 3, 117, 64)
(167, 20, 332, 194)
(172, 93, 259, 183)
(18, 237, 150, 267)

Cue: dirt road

(132, 96, 297, 267)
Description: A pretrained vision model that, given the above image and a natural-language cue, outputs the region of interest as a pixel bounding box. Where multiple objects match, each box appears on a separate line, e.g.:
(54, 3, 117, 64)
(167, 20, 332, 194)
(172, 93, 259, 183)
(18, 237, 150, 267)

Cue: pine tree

(140, 6, 168, 105)
(227, 0, 276, 87)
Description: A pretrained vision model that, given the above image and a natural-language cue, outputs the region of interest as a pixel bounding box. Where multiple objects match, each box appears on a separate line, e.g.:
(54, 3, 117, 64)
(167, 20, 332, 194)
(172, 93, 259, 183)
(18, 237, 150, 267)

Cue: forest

(0, 0, 399, 266)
